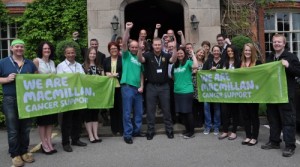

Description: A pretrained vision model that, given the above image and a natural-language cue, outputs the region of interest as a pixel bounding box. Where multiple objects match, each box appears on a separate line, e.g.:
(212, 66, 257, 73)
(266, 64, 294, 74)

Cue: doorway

(124, 0, 184, 42)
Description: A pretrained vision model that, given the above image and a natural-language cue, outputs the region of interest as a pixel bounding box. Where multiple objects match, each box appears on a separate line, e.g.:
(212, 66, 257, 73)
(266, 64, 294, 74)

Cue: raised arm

(177, 30, 186, 46)
(169, 38, 177, 64)
(153, 23, 161, 39)
(122, 22, 133, 52)
(191, 52, 199, 69)
(137, 37, 146, 63)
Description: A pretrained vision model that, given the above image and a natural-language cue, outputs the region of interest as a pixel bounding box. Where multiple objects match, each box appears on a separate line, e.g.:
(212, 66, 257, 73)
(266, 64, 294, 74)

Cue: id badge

(157, 69, 162, 73)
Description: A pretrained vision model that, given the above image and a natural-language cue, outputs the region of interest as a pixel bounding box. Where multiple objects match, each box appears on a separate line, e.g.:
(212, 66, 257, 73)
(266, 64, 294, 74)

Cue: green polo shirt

(174, 60, 194, 94)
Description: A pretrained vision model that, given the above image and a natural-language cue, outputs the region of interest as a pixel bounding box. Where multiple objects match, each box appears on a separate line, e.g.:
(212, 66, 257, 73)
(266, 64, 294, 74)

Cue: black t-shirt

(143, 51, 171, 84)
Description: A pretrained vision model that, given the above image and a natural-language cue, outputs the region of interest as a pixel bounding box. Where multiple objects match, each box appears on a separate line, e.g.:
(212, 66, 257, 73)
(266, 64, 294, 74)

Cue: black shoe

(50, 149, 57, 154)
(41, 146, 52, 155)
(133, 132, 146, 137)
(63, 144, 73, 152)
(95, 139, 102, 143)
(261, 142, 280, 150)
(124, 137, 133, 144)
(166, 132, 174, 139)
(146, 133, 154, 140)
(90, 140, 97, 143)
(282, 148, 295, 157)
(71, 140, 87, 147)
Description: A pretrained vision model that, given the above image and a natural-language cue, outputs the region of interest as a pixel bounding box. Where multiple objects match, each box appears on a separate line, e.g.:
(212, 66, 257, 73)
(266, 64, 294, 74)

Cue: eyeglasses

(110, 48, 118, 50)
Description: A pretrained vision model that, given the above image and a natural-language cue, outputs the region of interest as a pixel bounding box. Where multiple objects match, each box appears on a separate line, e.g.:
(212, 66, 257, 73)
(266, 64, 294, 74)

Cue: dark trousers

(2, 96, 32, 158)
(179, 112, 194, 134)
(61, 109, 83, 145)
(240, 103, 259, 140)
(192, 99, 204, 127)
(110, 88, 123, 134)
(267, 100, 296, 149)
(221, 103, 239, 133)
(169, 79, 176, 123)
(146, 83, 173, 134)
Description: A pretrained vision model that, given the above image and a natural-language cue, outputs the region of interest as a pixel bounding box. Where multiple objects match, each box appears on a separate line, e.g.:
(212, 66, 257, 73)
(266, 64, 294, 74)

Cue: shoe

(63, 144, 73, 152)
(228, 133, 237, 140)
(41, 146, 53, 155)
(183, 133, 195, 139)
(96, 138, 102, 143)
(124, 137, 133, 144)
(21, 153, 35, 163)
(213, 129, 219, 135)
(133, 132, 146, 137)
(166, 132, 174, 139)
(71, 140, 87, 147)
(248, 139, 258, 146)
(12, 156, 24, 167)
(203, 128, 210, 135)
(261, 142, 280, 150)
(218, 133, 228, 140)
(90, 139, 97, 143)
(50, 149, 57, 154)
(242, 138, 251, 145)
(282, 148, 295, 157)
(146, 133, 154, 140)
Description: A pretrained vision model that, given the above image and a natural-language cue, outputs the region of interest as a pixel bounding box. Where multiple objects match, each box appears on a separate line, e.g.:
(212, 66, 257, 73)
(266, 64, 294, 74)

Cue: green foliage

(55, 40, 83, 63)
(231, 35, 253, 52)
(0, 86, 5, 127)
(18, 0, 87, 61)
(0, 1, 8, 23)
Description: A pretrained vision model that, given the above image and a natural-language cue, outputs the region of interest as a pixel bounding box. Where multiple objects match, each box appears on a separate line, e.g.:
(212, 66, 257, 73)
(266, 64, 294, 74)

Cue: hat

(11, 39, 25, 46)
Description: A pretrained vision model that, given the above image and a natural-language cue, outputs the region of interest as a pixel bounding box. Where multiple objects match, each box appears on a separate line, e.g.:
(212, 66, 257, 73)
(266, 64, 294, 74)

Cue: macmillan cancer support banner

(16, 73, 116, 119)
(197, 61, 288, 103)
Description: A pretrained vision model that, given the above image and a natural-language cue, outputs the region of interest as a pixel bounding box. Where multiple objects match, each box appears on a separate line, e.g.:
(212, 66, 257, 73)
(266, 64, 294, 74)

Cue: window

(264, 12, 300, 59)
(0, 22, 19, 59)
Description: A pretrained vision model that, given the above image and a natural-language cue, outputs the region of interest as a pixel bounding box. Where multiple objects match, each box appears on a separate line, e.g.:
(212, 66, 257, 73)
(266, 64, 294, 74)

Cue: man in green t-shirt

(120, 22, 144, 144)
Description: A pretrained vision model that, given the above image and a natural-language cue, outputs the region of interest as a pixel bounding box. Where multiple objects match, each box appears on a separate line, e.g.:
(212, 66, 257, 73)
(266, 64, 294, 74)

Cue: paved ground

(0, 123, 300, 167)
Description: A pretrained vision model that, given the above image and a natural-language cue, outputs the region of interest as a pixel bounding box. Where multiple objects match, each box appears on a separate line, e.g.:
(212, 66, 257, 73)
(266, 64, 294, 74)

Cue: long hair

(224, 45, 240, 68)
(241, 43, 257, 67)
(195, 48, 205, 62)
(83, 47, 101, 73)
(174, 47, 188, 68)
(36, 41, 55, 60)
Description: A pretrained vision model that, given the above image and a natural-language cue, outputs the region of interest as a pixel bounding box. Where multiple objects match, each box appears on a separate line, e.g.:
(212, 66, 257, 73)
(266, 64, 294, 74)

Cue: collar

(65, 59, 76, 65)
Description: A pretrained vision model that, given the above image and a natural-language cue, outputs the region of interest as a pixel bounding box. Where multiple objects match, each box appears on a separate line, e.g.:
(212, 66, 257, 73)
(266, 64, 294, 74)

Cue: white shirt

(56, 59, 85, 74)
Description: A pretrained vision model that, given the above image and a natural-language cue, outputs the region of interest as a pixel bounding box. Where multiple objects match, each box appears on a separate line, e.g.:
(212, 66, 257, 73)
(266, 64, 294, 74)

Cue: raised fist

(177, 30, 183, 36)
(156, 24, 161, 29)
(126, 22, 133, 29)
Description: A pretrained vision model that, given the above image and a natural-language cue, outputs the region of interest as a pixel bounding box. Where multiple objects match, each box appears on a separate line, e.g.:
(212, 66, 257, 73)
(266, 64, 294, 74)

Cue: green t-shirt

(120, 50, 142, 88)
(174, 60, 194, 94)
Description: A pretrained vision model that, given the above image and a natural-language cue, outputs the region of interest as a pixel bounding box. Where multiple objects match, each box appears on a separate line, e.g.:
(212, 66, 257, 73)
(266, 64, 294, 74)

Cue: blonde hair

(241, 43, 257, 67)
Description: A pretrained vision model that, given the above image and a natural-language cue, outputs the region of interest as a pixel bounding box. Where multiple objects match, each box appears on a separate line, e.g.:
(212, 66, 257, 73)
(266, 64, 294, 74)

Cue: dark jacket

(103, 56, 122, 82)
(266, 50, 300, 98)
(203, 58, 224, 70)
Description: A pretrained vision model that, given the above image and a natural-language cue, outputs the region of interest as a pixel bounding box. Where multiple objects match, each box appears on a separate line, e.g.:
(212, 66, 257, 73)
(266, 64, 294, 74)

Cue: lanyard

(9, 56, 24, 74)
(154, 55, 162, 67)
(65, 61, 76, 73)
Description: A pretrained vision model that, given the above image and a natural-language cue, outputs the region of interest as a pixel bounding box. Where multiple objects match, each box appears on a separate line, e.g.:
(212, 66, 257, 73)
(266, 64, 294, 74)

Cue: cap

(11, 39, 25, 46)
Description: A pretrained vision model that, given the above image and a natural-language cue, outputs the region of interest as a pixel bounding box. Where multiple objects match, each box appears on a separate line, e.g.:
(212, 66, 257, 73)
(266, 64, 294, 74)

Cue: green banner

(16, 74, 116, 119)
(197, 61, 288, 103)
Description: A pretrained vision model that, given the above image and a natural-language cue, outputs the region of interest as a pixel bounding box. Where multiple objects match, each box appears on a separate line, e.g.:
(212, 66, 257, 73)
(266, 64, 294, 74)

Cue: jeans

(121, 85, 143, 139)
(204, 102, 220, 130)
(2, 96, 32, 158)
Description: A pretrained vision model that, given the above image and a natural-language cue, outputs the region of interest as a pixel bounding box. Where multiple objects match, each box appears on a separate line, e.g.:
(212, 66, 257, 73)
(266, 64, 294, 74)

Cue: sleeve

(103, 58, 108, 73)
(56, 63, 63, 74)
(122, 50, 129, 59)
(286, 54, 300, 77)
(202, 60, 210, 70)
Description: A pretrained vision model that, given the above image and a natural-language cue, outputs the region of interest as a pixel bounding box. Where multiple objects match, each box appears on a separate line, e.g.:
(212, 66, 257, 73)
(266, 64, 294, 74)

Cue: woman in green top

(173, 47, 198, 139)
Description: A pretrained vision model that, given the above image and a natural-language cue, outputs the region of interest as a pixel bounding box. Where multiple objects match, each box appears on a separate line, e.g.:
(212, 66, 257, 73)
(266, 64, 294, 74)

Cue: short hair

(272, 34, 286, 44)
(216, 34, 225, 39)
(36, 41, 55, 60)
(201, 41, 211, 48)
(211, 45, 221, 52)
(90, 38, 98, 43)
(153, 37, 162, 43)
(185, 43, 193, 48)
(107, 41, 120, 53)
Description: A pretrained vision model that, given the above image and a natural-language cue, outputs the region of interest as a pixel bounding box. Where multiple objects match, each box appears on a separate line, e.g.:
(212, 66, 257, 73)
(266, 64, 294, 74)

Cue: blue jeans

(2, 96, 32, 158)
(121, 85, 143, 139)
(204, 102, 221, 130)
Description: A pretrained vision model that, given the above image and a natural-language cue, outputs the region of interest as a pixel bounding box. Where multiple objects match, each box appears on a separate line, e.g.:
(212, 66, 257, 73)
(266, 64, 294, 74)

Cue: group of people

(0, 23, 299, 167)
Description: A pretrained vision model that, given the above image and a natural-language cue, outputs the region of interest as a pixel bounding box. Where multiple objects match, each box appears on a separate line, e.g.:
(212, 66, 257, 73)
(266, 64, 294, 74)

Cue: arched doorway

(124, 0, 184, 42)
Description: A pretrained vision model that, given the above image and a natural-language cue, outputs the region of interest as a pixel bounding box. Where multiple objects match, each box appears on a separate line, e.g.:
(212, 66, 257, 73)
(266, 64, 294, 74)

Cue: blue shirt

(0, 56, 37, 96)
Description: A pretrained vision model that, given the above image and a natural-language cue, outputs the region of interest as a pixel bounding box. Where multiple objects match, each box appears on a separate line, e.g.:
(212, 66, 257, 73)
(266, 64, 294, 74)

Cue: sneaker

(21, 153, 35, 163)
(213, 129, 219, 135)
(282, 148, 295, 157)
(12, 156, 24, 167)
(203, 128, 210, 135)
(183, 133, 195, 139)
(261, 142, 280, 150)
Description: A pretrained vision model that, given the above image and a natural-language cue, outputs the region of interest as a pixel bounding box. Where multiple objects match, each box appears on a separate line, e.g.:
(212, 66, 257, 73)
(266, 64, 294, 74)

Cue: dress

(35, 58, 58, 126)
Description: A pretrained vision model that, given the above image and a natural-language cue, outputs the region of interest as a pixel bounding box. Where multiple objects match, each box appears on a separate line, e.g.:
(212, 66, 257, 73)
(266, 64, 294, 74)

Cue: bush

(231, 35, 252, 52)
(55, 40, 83, 63)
